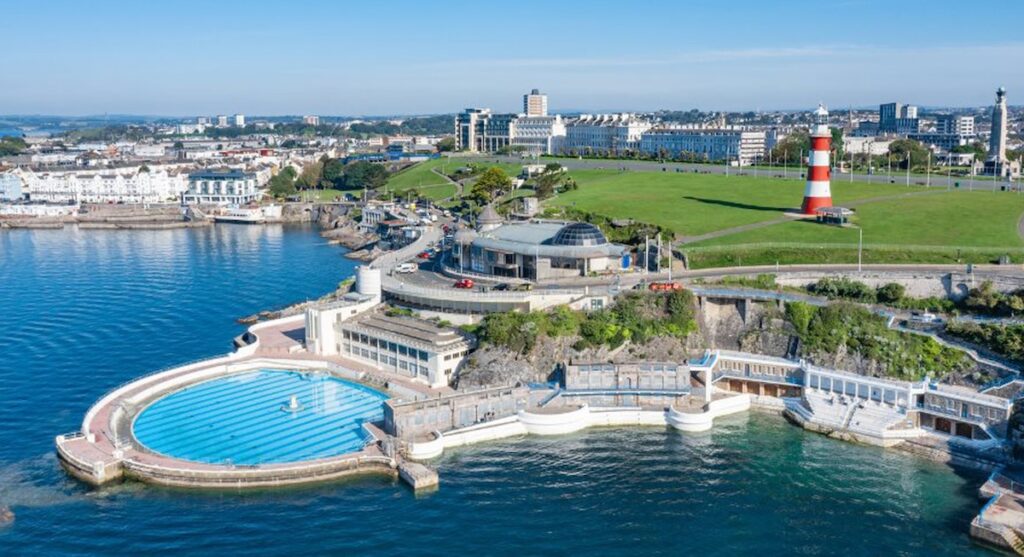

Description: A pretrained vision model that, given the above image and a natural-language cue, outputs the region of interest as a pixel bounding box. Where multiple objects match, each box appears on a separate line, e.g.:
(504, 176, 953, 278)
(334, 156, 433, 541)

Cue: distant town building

(937, 114, 975, 136)
(511, 115, 565, 155)
(523, 88, 548, 117)
(561, 114, 651, 155)
(303, 115, 320, 126)
(216, 115, 229, 127)
(639, 128, 765, 166)
(197, 116, 211, 126)
(455, 108, 519, 152)
(233, 114, 246, 127)
(907, 132, 972, 153)
(21, 168, 186, 204)
(844, 136, 893, 156)
(0, 171, 23, 201)
(184, 169, 260, 205)
(878, 102, 920, 134)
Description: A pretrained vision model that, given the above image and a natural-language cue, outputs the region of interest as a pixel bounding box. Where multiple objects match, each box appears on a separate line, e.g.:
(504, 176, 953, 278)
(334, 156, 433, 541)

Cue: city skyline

(4, 0, 1024, 116)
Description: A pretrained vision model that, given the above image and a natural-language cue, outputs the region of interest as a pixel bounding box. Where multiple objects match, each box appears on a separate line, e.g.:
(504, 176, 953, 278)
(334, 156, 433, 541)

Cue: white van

(395, 263, 418, 274)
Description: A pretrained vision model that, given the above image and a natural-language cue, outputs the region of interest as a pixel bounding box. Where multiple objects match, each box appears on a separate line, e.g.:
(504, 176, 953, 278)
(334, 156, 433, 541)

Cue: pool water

(132, 370, 388, 465)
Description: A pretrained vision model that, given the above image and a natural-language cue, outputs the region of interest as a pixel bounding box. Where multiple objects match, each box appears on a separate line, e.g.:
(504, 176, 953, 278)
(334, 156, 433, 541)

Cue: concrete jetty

(397, 460, 439, 492)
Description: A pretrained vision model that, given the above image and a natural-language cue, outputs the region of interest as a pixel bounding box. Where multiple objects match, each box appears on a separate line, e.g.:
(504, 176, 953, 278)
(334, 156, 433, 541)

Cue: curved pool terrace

(132, 369, 388, 465)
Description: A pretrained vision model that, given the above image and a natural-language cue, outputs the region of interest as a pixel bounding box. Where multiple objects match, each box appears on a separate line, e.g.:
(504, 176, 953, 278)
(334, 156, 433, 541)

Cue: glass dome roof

(551, 222, 608, 247)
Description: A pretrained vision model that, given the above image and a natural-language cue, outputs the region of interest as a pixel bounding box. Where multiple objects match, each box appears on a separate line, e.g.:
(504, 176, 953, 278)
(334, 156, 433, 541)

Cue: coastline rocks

(345, 247, 383, 261)
(0, 506, 13, 527)
(320, 225, 376, 251)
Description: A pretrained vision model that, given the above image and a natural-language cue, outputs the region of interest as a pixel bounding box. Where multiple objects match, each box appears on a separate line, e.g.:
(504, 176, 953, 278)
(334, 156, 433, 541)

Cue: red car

(417, 251, 431, 259)
(453, 279, 474, 289)
(648, 282, 683, 292)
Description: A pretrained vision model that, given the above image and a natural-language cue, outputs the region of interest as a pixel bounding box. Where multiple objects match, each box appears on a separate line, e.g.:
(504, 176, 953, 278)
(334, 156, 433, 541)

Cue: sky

(3, 0, 1023, 116)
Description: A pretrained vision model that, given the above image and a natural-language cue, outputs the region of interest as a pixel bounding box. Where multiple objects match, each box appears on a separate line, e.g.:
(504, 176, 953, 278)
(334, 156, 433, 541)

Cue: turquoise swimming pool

(132, 369, 388, 465)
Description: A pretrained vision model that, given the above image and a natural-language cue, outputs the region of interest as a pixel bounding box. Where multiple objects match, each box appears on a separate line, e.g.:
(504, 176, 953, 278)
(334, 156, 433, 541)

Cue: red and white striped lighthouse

(800, 104, 833, 215)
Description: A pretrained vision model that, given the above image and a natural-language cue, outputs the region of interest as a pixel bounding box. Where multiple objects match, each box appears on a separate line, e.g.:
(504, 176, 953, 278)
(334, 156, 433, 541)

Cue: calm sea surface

(0, 224, 993, 555)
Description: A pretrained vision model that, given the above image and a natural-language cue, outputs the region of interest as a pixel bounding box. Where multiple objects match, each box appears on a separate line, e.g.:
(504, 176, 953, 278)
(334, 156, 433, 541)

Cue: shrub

(808, 277, 875, 302)
(875, 283, 906, 304)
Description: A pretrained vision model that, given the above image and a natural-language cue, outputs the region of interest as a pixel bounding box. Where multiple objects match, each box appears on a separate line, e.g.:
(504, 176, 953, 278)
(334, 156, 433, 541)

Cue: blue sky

(4, 0, 1023, 116)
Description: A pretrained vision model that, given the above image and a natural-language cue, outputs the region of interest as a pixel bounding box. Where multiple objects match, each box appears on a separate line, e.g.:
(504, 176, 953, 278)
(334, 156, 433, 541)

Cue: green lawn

(688, 190, 1024, 249)
(384, 157, 525, 201)
(550, 169, 927, 237)
(682, 190, 1024, 268)
(385, 158, 451, 192)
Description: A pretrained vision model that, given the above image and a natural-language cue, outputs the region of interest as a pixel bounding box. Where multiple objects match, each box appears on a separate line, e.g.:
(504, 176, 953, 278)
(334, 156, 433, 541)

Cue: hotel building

(183, 169, 260, 205)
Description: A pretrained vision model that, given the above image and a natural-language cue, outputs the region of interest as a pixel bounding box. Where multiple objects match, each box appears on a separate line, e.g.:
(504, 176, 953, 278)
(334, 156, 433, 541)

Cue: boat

(212, 204, 282, 224)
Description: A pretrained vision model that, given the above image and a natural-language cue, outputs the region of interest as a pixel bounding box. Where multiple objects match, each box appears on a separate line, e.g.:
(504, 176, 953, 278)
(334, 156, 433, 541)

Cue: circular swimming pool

(132, 370, 388, 465)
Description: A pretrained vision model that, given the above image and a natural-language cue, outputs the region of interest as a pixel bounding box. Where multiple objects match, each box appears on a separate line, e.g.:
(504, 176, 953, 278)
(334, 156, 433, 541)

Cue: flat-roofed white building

(0, 171, 23, 201)
(511, 115, 565, 155)
(336, 312, 475, 388)
(639, 128, 766, 166)
(184, 169, 260, 205)
(561, 114, 651, 155)
(21, 167, 187, 203)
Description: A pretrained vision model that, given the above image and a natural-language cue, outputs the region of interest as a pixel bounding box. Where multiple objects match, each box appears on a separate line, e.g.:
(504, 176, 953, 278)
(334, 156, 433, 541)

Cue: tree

(953, 142, 987, 160)
(469, 167, 512, 204)
(0, 136, 28, 157)
(295, 161, 324, 190)
(268, 167, 297, 198)
(831, 128, 844, 162)
(769, 131, 808, 165)
(343, 160, 389, 190)
(889, 139, 931, 171)
(436, 137, 456, 152)
(321, 158, 346, 188)
(534, 165, 566, 200)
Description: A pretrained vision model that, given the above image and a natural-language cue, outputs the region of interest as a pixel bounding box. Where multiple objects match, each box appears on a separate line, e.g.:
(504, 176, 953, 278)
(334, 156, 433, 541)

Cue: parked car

(394, 263, 418, 273)
(648, 282, 683, 292)
(453, 279, 474, 289)
(514, 283, 533, 292)
(910, 311, 940, 324)
(417, 251, 431, 259)
(492, 283, 511, 291)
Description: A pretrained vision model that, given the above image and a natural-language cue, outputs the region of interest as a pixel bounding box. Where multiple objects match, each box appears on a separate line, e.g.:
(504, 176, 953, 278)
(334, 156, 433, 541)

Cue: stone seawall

(773, 270, 1024, 301)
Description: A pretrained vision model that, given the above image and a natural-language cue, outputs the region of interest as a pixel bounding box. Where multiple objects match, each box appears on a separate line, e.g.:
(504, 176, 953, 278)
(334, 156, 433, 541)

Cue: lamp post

(858, 227, 863, 272)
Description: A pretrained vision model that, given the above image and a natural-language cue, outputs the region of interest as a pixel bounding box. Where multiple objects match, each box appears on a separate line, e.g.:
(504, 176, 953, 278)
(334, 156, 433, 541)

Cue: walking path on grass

(431, 167, 465, 202)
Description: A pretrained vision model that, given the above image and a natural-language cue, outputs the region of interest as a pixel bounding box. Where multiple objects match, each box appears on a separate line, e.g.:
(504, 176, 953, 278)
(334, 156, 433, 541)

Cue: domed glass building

(450, 209, 629, 281)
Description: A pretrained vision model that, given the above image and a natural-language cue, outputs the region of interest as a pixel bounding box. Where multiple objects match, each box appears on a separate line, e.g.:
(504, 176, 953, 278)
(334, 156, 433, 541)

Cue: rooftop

(188, 168, 255, 180)
(473, 221, 627, 259)
(340, 312, 475, 352)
